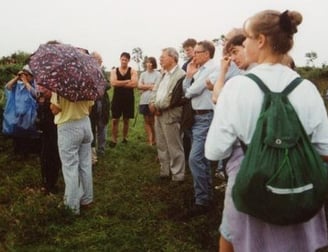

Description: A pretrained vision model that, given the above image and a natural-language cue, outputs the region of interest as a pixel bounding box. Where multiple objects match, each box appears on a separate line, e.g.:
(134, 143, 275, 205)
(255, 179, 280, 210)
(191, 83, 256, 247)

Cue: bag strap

(246, 73, 303, 96)
(281, 77, 303, 96)
(245, 73, 270, 94)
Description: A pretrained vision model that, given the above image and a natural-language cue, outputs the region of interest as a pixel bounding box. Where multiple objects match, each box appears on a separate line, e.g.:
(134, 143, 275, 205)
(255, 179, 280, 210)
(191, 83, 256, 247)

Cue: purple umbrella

(29, 43, 107, 102)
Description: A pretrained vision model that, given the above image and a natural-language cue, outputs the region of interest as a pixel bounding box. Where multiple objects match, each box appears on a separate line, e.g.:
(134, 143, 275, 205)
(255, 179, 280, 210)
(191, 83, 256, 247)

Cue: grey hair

(162, 47, 179, 63)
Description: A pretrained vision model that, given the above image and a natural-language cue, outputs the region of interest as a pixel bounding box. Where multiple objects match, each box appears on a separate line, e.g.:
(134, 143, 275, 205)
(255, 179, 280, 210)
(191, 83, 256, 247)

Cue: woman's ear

(257, 34, 266, 49)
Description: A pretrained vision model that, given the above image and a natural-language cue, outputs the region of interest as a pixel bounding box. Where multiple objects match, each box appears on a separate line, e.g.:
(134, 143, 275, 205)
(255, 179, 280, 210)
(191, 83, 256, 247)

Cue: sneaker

(122, 139, 128, 144)
(215, 171, 226, 180)
(97, 149, 105, 156)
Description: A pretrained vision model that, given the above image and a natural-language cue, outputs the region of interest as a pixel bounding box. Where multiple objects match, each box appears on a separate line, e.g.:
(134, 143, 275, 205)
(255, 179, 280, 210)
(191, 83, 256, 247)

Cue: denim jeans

(189, 112, 213, 206)
(57, 116, 93, 214)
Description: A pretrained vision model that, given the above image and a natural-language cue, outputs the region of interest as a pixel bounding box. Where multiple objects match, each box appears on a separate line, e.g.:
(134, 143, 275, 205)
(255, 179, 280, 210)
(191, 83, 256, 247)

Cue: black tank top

(113, 67, 134, 98)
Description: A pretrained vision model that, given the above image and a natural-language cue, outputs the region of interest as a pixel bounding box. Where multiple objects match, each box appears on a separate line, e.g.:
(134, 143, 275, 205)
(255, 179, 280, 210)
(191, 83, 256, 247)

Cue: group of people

(143, 9, 328, 252)
(3, 8, 328, 251)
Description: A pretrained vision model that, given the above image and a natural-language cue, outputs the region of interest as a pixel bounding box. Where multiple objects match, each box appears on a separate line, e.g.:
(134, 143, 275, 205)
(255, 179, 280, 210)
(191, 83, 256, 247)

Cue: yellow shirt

(50, 92, 94, 126)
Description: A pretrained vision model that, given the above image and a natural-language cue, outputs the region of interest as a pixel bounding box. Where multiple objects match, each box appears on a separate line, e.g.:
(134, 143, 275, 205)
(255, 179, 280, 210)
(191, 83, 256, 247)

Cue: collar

(164, 64, 178, 75)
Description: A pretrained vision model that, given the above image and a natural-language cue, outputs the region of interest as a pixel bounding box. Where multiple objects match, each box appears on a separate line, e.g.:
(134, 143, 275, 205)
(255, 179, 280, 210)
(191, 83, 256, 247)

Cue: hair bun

(279, 10, 295, 34)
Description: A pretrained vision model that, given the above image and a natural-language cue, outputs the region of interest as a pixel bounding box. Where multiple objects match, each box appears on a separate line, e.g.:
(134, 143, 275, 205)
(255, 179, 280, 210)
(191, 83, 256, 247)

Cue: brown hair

(120, 52, 131, 60)
(224, 34, 246, 55)
(146, 56, 158, 69)
(245, 10, 302, 54)
(197, 40, 216, 59)
(182, 38, 197, 49)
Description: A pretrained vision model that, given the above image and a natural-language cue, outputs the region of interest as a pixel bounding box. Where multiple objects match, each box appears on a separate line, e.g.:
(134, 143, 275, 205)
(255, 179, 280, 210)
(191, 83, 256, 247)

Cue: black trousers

(40, 126, 61, 192)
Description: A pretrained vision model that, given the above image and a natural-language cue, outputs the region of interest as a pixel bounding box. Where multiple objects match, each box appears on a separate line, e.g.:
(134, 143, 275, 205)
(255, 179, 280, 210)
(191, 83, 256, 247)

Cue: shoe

(80, 202, 93, 210)
(109, 141, 117, 148)
(122, 139, 128, 144)
(97, 149, 105, 156)
(187, 204, 209, 218)
(215, 171, 226, 180)
(156, 175, 170, 183)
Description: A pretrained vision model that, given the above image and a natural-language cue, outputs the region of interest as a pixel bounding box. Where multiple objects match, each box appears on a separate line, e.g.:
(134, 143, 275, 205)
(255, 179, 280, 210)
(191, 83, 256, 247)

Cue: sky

(1, 0, 326, 70)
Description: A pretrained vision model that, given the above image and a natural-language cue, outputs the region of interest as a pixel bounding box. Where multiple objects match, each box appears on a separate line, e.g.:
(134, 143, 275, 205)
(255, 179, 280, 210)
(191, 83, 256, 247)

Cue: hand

(186, 59, 199, 78)
(220, 56, 231, 74)
(20, 73, 28, 83)
(206, 79, 214, 91)
(149, 103, 156, 114)
(50, 104, 62, 115)
(17, 71, 24, 80)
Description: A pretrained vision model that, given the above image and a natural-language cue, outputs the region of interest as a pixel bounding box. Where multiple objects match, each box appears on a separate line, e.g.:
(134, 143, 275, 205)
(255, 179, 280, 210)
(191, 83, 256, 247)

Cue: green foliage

(0, 51, 30, 66)
(305, 51, 318, 67)
(297, 66, 328, 111)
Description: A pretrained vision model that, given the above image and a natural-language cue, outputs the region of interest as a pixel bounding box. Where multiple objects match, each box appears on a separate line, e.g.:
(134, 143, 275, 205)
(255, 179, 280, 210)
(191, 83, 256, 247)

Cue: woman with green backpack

(205, 10, 328, 252)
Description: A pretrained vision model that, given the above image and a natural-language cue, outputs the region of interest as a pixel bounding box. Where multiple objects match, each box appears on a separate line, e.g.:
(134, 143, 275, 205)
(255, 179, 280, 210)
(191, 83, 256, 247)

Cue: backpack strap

(246, 73, 303, 96)
(245, 73, 270, 94)
(281, 77, 303, 96)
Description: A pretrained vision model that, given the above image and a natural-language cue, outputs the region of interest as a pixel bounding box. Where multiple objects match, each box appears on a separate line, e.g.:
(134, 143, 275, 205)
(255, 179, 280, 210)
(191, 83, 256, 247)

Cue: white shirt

(138, 70, 161, 105)
(183, 59, 219, 110)
(205, 63, 328, 160)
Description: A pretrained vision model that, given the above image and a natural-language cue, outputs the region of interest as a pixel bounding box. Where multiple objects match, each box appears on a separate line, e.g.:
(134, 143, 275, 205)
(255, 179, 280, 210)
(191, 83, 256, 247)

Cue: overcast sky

(1, 0, 326, 69)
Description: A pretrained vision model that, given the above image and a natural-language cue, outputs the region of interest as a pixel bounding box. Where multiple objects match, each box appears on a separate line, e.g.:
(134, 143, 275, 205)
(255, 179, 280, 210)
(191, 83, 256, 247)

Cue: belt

(194, 109, 213, 115)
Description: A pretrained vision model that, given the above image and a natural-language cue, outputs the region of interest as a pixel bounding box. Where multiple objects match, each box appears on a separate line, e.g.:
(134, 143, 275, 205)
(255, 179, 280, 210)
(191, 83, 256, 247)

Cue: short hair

(147, 57, 157, 69)
(120, 52, 131, 60)
(182, 38, 197, 49)
(224, 34, 246, 54)
(197, 40, 216, 59)
(162, 47, 179, 63)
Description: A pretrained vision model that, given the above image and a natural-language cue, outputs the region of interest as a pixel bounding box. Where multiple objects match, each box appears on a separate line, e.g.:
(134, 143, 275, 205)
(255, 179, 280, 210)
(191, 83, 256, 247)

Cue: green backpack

(232, 73, 328, 225)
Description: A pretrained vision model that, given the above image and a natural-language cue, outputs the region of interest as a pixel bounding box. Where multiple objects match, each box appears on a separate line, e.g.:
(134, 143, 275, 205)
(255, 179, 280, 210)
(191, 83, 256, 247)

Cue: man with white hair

(149, 47, 186, 182)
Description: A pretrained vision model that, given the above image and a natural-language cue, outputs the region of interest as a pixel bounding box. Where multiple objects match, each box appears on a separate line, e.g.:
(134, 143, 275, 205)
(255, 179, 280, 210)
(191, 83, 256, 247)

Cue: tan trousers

(154, 111, 185, 181)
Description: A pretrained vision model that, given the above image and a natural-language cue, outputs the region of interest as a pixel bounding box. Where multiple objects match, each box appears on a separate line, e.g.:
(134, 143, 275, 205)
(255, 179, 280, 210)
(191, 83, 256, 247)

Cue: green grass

(0, 115, 224, 252)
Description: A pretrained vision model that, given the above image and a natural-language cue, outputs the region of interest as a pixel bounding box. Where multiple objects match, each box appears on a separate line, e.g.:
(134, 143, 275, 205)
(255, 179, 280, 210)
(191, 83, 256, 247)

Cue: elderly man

(183, 40, 219, 217)
(149, 47, 186, 182)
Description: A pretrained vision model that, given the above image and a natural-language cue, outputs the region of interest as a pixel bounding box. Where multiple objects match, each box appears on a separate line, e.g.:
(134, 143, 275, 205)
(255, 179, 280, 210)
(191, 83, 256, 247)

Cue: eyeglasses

(194, 50, 206, 54)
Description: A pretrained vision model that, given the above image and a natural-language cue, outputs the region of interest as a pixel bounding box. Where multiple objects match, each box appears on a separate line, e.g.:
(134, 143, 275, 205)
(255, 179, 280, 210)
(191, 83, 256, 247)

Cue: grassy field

(0, 111, 225, 252)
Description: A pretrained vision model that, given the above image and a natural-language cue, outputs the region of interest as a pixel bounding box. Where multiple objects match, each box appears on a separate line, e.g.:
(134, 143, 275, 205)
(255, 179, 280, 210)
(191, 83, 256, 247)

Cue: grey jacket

(150, 66, 185, 124)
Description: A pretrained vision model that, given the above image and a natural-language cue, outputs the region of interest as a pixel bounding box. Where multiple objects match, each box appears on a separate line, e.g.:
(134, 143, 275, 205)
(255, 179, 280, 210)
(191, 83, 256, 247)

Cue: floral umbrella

(29, 43, 107, 102)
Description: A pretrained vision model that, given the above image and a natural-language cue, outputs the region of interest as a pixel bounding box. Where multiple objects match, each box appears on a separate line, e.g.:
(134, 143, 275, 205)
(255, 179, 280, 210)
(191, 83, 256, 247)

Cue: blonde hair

(245, 10, 302, 54)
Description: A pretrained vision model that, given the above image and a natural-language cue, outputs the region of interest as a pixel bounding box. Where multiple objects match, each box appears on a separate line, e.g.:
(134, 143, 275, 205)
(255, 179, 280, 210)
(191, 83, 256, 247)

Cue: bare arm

(50, 103, 62, 115)
(110, 69, 129, 87)
(138, 82, 154, 91)
(125, 69, 138, 88)
(212, 56, 231, 104)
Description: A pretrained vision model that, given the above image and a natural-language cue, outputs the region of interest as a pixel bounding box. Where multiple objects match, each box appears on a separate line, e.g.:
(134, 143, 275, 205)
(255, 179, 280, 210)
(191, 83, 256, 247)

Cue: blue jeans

(189, 112, 213, 206)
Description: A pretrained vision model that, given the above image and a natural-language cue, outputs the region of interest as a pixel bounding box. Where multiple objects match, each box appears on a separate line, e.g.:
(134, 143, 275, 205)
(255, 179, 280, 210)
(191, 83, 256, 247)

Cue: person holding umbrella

(29, 42, 108, 214)
(50, 92, 94, 214)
